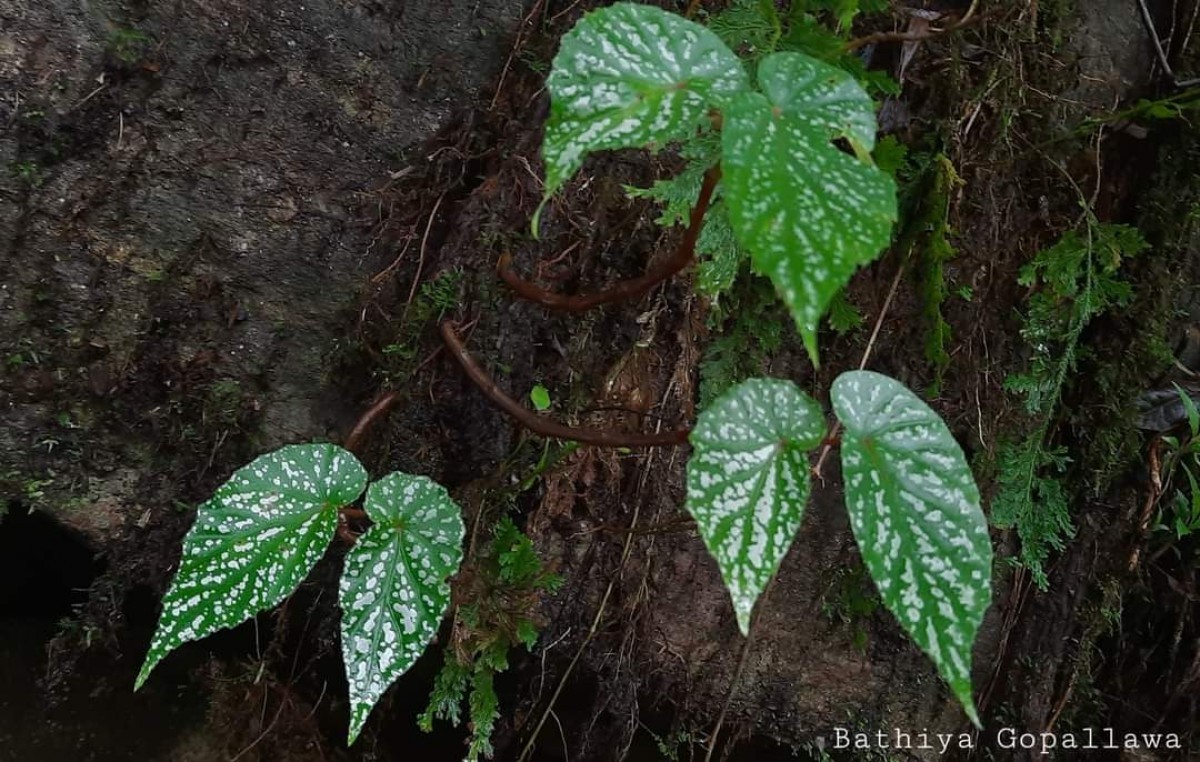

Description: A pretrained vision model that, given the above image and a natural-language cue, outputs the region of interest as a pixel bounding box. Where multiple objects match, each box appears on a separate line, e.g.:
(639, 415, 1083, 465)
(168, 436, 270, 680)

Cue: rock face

(0, 0, 528, 545)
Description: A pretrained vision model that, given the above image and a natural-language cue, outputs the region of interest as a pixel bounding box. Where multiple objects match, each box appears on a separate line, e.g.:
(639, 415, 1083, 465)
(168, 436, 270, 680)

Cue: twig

(499, 167, 720, 313)
(370, 234, 414, 285)
(1042, 666, 1078, 734)
(439, 321, 689, 447)
(703, 576, 778, 762)
(404, 191, 446, 316)
(73, 81, 108, 109)
(857, 262, 907, 373)
(845, 0, 981, 52)
(491, 0, 545, 111)
(1129, 436, 1163, 572)
(812, 261, 907, 481)
(1137, 0, 1200, 88)
(229, 692, 290, 762)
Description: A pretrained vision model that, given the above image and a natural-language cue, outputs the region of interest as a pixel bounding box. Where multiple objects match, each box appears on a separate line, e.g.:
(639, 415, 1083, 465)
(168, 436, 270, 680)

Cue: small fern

(420, 517, 559, 759)
(991, 438, 1073, 586)
(699, 276, 786, 407)
(708, 0, 891, 67)
(707, 0, 783, 66)
(625, 133, 746, 300)
(826, 289, 864, 335)
(993, 223, 1146, 588)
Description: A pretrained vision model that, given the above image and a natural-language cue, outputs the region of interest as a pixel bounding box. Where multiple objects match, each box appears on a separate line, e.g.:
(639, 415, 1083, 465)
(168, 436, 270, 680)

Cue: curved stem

(499, 166, 720, 313)
(439, 321, 689, 447)
(343, 390, 402, 456)
(337, 392, 404, 541)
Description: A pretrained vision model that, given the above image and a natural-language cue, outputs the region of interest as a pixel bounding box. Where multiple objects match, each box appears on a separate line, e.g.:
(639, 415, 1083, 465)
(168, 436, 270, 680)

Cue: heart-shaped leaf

(539, 2, 747, 227)
(721, 52, 896, 363)
(687, 378, 825, 634)
(137, 444, 367, 689)
(832, 370, 992, 724)
(340, 472, 465, 744)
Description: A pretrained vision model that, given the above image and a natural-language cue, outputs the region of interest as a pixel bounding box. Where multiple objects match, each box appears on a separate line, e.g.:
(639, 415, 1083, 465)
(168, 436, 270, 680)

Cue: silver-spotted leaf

(687, 378, 825, 634)
(721, 52, 897, 363)
(832, 370, 992, 725)
(539, 2, 747, 226)
(340, 472, 464, 744)
(137, 444, 367, 689)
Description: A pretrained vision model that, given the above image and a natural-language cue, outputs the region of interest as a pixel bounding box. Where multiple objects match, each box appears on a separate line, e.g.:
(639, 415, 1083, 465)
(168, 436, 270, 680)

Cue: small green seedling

(530, 384, 552, 411)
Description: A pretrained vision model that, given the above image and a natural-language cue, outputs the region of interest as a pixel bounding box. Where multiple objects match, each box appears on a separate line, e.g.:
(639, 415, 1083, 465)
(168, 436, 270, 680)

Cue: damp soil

(2, 0, 1199, 760)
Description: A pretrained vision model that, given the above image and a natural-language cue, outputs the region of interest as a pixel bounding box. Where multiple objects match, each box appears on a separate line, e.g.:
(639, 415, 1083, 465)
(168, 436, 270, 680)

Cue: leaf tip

(800, 325, 820, 369)
(734, 607, 752, 638)
(346, 705, 369, 746)
(960, 693, 983, 730)
(134, 657, 156, 692)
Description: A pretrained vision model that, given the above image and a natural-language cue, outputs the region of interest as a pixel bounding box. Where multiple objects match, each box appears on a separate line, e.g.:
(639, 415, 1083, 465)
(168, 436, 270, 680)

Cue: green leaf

(832, 371, 992, 725)
(686, 378, 825, 634)
(530, 384, 552, 411)
(340, 471, 465, 743)
(539, 2, 748, 228)
(991, 437, 1073, 589)
(695, 199, 747, 297)
(808, 0, 887, 29)
(826, 288, 864, 334)
(1175, 383, 1200, 438)
(137, 444, 367, 689)
(722, 52, 896, 364)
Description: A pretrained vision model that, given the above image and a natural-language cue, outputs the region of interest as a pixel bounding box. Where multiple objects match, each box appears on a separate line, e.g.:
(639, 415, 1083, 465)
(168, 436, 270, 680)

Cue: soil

(2, 0, 1198, 760)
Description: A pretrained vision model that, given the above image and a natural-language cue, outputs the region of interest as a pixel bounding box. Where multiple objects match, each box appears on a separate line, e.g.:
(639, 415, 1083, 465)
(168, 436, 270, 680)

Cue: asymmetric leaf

(722, 52, 896, 362)
(540, 2, 747, 225)
(137, 444, 367, 689)
(340, 472, 465, 743)
(687, 378, 825, 634)
(832, 371, 992, 725)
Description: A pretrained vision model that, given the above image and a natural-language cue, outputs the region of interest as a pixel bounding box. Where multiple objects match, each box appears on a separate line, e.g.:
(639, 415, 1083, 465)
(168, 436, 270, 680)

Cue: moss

(1079, 127, 1200, 496)
(820, 563, 880, 653)
(898, 152, 963, 398)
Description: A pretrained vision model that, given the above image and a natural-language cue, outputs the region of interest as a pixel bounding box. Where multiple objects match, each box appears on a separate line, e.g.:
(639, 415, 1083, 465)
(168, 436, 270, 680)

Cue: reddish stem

(498, 166, 721, 312)
(343, 390, 402, 456)
(337, 393, 404, 542)
(439, 321, 689, 448)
